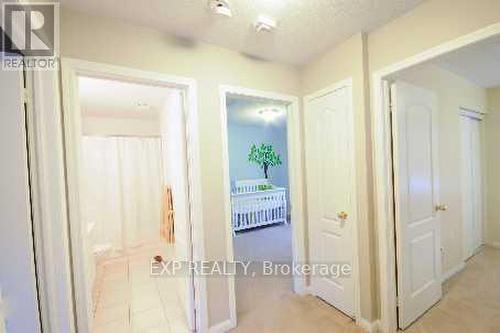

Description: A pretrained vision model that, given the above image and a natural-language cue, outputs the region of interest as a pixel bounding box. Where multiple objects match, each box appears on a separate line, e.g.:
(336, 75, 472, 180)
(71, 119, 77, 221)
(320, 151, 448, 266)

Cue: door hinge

(396, 296, 401, 307)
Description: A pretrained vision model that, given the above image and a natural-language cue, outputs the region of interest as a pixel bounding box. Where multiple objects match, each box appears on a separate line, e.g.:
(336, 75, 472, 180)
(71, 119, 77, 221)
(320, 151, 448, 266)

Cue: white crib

(231, 179, 288, 234)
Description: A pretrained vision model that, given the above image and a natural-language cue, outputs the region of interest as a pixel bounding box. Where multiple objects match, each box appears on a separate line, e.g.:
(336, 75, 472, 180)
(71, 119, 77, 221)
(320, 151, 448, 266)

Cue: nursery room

(75, 76, 194, 332)
(224, 92, 293, 323)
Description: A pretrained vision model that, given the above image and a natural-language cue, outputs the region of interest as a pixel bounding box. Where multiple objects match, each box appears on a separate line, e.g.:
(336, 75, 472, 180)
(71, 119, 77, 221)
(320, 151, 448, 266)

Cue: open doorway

(60, 60, 203, 333)
(76, 77, 191, 332)
(374, 32, 500, 332)
(220, 86, 306, 330)
(226, 93, 292, 319)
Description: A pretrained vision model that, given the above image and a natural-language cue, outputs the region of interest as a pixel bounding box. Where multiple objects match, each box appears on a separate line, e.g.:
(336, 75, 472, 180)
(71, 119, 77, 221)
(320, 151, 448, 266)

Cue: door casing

(0, 55, 42, 333)
(218, 84, 307, 331)
(30, 58, 208, 333)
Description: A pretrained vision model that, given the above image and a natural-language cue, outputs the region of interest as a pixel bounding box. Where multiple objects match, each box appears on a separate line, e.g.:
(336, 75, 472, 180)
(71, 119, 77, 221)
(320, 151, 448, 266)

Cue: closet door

(461, 114, 483, 259)
(305, 84, 356, 317)
(470, 119, 483, 253)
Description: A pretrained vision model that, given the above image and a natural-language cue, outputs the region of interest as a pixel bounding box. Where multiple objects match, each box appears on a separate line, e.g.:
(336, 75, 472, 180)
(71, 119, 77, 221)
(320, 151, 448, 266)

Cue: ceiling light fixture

(208, 0, 232, 18)
(258, 108, 281, 122)
(254, 15, 277, 33)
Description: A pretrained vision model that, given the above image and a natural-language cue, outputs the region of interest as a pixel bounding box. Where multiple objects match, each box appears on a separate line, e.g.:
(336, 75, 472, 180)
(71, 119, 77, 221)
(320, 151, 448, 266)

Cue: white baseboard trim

(208, 319, 236, 333)
(441, 261, 466, 283)
(358, 318, 380, 333)
(298, 285, 313, 296)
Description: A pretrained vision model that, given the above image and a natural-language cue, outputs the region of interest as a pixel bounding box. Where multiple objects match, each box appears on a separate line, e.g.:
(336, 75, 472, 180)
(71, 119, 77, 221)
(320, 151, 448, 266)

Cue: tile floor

(92, 243, 190, 333)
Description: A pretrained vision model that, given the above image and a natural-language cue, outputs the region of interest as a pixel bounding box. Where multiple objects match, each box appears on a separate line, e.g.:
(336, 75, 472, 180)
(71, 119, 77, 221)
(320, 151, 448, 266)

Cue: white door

(0, 55, 42, 332)
(460, 114, 483, 259)
(305, 84, 356, 317)
(391, 81, 443, 329)
(160, 91, 196, 330)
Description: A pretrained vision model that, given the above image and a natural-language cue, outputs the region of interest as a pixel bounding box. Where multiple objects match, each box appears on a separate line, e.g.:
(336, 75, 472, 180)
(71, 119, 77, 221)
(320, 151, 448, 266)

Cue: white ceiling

(78, 76, 174, 119)
(436, 35, 500, 88)
(227, 95, 287, 127)
(60, 0, 423, 65)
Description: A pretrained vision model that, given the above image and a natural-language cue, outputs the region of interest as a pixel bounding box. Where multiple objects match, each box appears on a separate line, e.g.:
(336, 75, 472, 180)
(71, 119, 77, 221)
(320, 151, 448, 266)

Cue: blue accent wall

(227, 122, 288, 191)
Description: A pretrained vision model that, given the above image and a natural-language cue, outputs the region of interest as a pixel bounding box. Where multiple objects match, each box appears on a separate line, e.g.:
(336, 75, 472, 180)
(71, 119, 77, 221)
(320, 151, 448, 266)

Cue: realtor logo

(2, 2, 58, 56)
(2, 2, 59, 70)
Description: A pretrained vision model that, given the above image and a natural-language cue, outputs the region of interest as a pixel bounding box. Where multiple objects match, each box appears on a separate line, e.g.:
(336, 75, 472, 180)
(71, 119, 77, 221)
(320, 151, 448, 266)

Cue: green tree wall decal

(248, 143, 282, 179)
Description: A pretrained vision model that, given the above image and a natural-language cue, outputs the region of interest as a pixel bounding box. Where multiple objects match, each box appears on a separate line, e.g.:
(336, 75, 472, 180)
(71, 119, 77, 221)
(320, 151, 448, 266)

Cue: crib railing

(231, 187, 287, 234)
(234, 178, 270, 194)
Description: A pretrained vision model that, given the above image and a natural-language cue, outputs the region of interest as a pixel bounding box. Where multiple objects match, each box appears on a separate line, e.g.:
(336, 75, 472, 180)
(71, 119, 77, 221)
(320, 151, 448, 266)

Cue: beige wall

(368, 0, 500, 72)
(302, 34, 365, 95)
(301, 34, 378, 321)
(60, 7, 301, 328)
(396, 65, 488, 272)
(486, 87, 500, 245)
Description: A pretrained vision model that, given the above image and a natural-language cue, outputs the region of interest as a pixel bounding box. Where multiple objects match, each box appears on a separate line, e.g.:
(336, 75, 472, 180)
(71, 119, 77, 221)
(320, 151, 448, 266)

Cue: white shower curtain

(81, 136, 163, 252)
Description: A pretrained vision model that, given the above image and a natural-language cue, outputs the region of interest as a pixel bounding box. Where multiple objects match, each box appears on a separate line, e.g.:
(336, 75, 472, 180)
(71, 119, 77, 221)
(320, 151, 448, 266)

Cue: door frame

(219, 84, 307, 330)
(0, 57, 43, 333)
(303, 78, 362, 324)
(372, 23, 500, 333)
(31, 58, 208, 333)
(25, 68, 77, 333)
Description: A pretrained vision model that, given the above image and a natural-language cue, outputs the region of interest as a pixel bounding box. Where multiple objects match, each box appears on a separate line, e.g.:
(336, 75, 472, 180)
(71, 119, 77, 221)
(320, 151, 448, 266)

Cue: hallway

(231, 224, 363, 333)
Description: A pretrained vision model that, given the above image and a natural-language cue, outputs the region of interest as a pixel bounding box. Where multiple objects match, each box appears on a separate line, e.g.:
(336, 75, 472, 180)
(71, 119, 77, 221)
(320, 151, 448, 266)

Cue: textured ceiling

(60, 0, 423, 65)
(436, 35, 500, 88)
